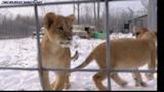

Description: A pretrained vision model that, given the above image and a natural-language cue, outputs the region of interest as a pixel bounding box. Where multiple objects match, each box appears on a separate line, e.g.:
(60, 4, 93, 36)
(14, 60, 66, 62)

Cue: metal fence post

(105, 0, 112, 91)
(97, 0, 100, 31)
(77, 0, 80, 25)
(33, 0, 44, 90)
(147, 0, 157, 31)
(94, 0, 96, 27)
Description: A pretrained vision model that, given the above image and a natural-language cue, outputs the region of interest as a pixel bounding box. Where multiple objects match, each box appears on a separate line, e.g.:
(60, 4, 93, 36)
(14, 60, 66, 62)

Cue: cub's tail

(72, 51, 94, 70)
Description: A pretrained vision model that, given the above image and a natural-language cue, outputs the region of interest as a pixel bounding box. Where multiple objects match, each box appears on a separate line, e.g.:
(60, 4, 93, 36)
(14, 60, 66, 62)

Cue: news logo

(1, 0, 42, 4)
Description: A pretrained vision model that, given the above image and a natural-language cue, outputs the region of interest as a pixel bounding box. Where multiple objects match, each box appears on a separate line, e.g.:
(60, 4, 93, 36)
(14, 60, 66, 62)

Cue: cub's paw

(120, 81, 128, 87)
(135, 81, 147, 87)
(64, 83, 71, 89)
(50, 82, 56, 89)
(145, 73, 154, 80)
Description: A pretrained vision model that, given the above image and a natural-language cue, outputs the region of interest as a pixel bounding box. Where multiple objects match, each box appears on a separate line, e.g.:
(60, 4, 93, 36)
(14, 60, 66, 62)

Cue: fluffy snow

(0, 33, 157, 91)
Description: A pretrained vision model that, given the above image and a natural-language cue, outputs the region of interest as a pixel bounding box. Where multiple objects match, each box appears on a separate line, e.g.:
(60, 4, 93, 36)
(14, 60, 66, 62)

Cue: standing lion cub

(40, 12, 75, 90)
(73, 27, 157, 90)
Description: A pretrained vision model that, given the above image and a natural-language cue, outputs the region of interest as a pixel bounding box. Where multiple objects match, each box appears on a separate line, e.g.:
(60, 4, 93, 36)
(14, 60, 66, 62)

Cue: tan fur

(134, 27, 157, 80)
(73, 27, 157, 90)
(40, 12, 75, 91)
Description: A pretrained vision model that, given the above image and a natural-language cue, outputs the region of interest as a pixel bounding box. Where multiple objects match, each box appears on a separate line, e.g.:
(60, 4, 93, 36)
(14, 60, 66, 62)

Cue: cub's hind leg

(132, 71, 147, 87)
(111, 73, 128, 87)
(93, 71, 108, 90)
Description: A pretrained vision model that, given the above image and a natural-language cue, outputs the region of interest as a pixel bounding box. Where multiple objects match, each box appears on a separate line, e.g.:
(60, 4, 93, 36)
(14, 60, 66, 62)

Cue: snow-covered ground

(0, 33, 157, 91)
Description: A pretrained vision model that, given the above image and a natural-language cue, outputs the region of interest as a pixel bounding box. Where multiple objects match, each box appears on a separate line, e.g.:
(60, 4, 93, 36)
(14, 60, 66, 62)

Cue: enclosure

(0, 0, 157, 91)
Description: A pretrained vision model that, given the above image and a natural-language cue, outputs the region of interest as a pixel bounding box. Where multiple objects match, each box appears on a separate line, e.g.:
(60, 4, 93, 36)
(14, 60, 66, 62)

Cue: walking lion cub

(73, 27, 157, 90)
(40, 12, 75, 90)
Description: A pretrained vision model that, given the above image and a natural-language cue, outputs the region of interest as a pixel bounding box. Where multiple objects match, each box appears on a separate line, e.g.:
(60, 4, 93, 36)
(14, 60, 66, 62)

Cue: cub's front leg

(52, 73, 67, 90)
(42, 71, 52, 90)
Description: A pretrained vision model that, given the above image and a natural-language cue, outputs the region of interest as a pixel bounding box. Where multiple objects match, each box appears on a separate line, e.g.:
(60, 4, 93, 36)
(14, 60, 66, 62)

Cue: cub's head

(133, 27, 157, 41)
(43, 12, 75, 47)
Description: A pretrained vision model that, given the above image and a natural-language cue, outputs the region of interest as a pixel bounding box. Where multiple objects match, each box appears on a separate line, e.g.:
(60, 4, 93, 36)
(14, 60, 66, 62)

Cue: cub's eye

(58, 26, 63, 32)
(70, 27, 73, 30)
(136, 32, 140, 36)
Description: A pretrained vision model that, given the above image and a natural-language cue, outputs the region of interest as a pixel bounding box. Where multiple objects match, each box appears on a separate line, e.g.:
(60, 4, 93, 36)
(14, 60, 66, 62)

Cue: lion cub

(73, 27, 157, 90)
(41, 12, 75, 90)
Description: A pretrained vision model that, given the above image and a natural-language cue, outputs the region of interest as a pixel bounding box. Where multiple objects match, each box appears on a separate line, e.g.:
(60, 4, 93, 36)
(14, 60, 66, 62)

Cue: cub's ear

(67, 14, 75, 23)
(44, 12, 56, 29)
